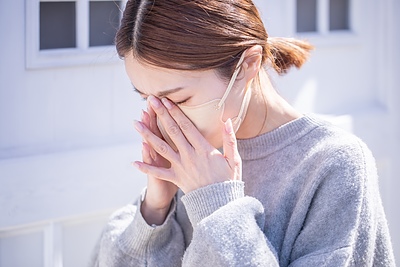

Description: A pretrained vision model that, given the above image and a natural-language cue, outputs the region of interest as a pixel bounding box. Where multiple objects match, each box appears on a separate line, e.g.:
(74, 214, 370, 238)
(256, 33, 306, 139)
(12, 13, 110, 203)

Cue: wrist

(140, 198, 172, 226)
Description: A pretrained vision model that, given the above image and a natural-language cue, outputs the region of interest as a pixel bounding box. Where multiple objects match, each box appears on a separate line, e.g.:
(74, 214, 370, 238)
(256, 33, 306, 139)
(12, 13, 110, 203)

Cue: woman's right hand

(139, 102, 178, 225)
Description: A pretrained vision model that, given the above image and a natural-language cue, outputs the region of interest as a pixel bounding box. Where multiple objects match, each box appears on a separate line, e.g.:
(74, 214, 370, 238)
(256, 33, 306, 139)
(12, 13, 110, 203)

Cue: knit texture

(90, 115, 395, 266)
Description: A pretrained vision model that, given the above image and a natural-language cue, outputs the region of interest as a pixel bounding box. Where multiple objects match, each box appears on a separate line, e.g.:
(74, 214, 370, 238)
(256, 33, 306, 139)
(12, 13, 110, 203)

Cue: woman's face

(124, 52, 248, 145)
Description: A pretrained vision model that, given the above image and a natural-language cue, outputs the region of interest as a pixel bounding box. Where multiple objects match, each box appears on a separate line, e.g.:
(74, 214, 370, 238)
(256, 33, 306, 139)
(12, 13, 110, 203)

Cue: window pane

(329, 0, 349, 31)
(89, 1, 121, 47)
(296, 0, 317, 33)
(40, 2, 76, 50)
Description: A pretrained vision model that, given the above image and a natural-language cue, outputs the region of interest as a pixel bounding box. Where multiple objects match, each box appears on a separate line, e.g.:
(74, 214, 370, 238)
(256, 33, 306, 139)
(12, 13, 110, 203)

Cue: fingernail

(161, 98, 173, 109)
(134, 120, 144, 132)
(132, 161, 141, 169)
(141, 110, 145, 120)
(225, 118, 234, 134)
(148, 95, 160, 108)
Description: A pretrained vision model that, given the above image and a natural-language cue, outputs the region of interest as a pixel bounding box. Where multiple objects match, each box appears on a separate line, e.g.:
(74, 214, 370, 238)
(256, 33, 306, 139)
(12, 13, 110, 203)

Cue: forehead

(124, 52, 222, 95)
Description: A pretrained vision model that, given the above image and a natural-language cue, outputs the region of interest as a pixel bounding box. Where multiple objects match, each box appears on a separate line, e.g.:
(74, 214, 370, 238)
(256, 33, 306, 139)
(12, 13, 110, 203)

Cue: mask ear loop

(216, 50, 248, 110)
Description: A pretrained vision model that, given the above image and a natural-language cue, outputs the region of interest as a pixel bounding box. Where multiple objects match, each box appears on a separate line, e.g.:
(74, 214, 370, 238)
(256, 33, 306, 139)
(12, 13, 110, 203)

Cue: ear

(242, 45, 263, 83)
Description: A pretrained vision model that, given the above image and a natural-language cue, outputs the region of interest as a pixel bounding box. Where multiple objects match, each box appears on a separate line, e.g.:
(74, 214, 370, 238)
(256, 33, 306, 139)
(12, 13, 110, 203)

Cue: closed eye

(175, 97, 191, 105)
(132, 85, 190, 105)
(132, 86, 148, 101)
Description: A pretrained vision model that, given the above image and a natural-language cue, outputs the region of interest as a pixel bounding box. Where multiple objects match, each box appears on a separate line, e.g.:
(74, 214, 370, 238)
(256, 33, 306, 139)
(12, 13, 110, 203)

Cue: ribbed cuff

(181, 181, 244, 226)
(118, 191, 177, 258)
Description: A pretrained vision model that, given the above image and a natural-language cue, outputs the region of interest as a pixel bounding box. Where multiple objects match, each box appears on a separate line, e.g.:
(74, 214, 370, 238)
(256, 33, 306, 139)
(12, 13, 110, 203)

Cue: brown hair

(116, 0, 313, 79)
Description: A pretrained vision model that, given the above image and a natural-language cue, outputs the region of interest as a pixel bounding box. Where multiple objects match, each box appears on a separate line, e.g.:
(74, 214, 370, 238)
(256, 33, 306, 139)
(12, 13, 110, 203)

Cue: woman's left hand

(133, 95, 242, 194)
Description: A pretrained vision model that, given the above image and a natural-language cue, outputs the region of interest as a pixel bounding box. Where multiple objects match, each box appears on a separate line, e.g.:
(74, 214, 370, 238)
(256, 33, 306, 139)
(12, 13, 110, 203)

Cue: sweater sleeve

(288, 140, 396, 266)
(181, 181, 280, 266)
(90, 189, 185, 267)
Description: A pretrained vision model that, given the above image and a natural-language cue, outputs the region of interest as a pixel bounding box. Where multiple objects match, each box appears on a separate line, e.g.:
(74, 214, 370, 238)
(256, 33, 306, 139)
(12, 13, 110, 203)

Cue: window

(296, 0, 317, 33)
(26, 0, 126, 69)
(329, 0, 349, 31)
(296, 0, 350, 34)
(40, 2, 76, 50)
(89, 1, 121, 47)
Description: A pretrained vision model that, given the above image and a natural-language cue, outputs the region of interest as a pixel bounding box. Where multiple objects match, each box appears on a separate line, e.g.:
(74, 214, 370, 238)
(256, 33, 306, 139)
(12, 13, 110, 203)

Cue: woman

(91, 0, 395, 266)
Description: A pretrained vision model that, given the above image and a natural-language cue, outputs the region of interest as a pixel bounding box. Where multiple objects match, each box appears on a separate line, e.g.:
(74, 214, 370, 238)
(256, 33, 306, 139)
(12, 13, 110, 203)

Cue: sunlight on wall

(292, 78, 318, 113)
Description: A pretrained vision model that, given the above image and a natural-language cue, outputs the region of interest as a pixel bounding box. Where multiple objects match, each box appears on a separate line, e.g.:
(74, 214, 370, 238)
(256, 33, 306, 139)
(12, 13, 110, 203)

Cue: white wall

(0, 0, 398, 266)
(0, 0, 147, 266)
(386, 0, 400, 260)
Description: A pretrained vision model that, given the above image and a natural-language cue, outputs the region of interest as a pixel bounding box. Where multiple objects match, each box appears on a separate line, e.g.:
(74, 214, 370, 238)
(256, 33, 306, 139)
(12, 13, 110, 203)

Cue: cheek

(189, 75, 227, 105)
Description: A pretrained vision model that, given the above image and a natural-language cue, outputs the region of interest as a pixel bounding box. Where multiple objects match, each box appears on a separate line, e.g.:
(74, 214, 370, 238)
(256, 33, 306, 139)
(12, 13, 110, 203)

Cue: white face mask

(157, 51, 251, 149)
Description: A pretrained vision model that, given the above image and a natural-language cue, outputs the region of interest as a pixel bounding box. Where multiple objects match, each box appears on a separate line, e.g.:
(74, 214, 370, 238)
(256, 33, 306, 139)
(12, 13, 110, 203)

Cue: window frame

(26, 0, 127, 69)
(290, 0, 361, 47)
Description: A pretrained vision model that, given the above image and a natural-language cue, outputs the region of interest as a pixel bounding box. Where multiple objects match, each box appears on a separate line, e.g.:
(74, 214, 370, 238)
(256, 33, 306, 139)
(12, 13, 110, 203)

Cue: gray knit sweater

(90, 115, 395, 266)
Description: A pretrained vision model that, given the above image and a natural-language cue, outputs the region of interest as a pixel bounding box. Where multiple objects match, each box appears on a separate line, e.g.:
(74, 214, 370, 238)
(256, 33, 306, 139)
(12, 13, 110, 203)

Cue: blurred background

(0, 0, 398, 266)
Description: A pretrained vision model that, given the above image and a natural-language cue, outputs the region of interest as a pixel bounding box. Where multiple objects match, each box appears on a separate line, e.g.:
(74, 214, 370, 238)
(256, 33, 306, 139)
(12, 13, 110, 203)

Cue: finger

(141, 110, 150, 129)
(160, 97, 210, 151)
(148, 96, 193, 152)
(142, 142, 153, 164)
(147, 99, 156, 118)
(133, 161, 177, 184)
(223, 119, 241, 178)
(147, 100, 163, 138)
(144, 107, 164, 159)
(140, 111, 157, 159)
(134, 120, 179, 164)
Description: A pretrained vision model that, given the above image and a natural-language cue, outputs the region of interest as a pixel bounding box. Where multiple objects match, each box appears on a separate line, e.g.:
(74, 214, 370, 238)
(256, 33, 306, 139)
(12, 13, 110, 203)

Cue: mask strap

(216, 50, 247, 110)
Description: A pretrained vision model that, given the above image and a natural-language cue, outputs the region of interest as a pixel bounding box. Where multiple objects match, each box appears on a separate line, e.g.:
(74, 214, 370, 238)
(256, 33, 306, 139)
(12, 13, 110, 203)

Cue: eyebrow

(132, 85, 185, 98)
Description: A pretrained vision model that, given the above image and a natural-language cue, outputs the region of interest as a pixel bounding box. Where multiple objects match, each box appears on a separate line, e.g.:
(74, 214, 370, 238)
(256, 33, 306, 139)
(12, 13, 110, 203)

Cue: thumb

(223, 119, 242, 180)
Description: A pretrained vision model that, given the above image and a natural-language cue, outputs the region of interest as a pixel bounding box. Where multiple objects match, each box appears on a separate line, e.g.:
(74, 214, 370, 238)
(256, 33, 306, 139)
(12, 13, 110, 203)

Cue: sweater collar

(237, 115, 323, 161)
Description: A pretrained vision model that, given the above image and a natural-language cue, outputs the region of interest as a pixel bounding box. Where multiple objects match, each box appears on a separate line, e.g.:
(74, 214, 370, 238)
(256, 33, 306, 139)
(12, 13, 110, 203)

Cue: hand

(133, 95, 242, 194)
(138, 102, 178, 225)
